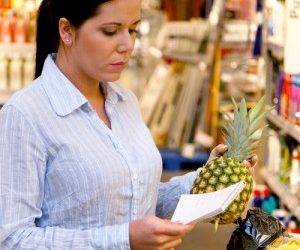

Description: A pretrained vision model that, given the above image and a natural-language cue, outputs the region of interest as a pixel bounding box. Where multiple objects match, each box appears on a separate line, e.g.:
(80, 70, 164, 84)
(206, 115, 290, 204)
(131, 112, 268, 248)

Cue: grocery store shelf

(0, 43, 35, 55)
(267, 42, 283, 53)
(260, 168, 300, 220)
(221, 40, 254, 49)
(267, 42, 284, 60)
(163, 51, 207, 65)
(266, 111, 300, 143)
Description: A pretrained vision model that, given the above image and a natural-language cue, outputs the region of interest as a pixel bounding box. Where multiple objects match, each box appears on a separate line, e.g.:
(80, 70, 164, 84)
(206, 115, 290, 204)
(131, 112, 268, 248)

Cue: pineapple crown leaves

(222, 95, 271, 162)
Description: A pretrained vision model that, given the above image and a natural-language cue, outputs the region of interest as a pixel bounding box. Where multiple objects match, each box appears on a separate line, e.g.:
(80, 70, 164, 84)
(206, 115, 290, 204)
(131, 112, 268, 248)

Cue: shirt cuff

(93, 222, 130, 249)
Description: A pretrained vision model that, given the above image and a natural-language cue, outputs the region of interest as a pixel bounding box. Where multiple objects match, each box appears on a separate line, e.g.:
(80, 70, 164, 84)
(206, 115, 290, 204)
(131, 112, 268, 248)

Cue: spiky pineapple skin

(190, 156, 253, 224)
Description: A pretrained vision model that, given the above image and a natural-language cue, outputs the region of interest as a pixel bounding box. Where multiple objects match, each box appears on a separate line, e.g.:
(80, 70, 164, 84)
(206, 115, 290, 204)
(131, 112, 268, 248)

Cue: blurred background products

(162, 0, 207, 20)
(1, 0, 300, 249)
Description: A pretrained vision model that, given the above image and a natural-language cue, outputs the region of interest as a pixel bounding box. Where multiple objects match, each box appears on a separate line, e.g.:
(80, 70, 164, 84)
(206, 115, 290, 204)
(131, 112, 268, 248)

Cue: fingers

(183, 223, 196, 235)
(207, 144, 228, 163)
(160, 220, 195, 236)
(215, 144, 228, 154)
(129, 216, 195, 250)
(208, 145, 258, 175)
(242, 160, 253, 174)
(250, 155, 258, 168)
(161, 238, 182, 249)
(211, 144, 228, 156)
(157, 223, 195, 250)
(242, 155, 258, 174)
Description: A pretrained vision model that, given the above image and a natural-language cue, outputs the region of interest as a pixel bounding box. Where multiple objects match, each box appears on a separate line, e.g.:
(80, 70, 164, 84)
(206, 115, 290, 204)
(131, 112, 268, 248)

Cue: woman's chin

(101, 73, 122, 83)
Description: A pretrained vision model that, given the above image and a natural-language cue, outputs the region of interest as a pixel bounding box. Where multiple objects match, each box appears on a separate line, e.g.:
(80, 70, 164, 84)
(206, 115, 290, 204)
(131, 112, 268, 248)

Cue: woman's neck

(55, 51, 104, 101)
(55, 50, 111, 128)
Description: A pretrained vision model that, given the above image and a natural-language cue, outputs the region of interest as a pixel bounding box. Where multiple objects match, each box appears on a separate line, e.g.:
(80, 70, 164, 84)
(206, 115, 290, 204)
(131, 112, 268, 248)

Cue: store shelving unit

(267, 41, 283, 60)
(0, 1, 38, 107)
(0, 43, 35, 107)
(266, 110, 300, 144)
(142, 0, 226, 155)
(259, 0, 300, 221)
(260, 168, 300, 220)
(163, 51, 208, 65)
(262, 106, 300, 218)
(193, 0, 226, 142)
(0, 43, 35, 54)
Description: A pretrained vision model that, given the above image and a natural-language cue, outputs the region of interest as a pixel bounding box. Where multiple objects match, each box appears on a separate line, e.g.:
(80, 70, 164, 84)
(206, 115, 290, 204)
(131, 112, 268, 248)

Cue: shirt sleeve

(0, 105, 130, 250)
(156, 170, 202, 218)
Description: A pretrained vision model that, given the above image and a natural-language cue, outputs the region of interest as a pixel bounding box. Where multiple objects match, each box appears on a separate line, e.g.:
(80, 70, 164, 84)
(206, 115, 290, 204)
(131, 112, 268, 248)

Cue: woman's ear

(58, 17, 74, 46)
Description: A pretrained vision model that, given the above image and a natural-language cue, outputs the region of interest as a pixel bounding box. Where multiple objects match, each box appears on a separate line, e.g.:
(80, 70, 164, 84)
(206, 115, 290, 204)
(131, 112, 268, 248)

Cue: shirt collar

(41, 54, 126, 116)
(101, 81, 126, 105)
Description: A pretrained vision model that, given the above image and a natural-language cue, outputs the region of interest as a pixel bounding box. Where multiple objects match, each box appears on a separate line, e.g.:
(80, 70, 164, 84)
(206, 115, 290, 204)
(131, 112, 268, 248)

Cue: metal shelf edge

(267, 111, 300, 143)
(260, 168, 300, 220)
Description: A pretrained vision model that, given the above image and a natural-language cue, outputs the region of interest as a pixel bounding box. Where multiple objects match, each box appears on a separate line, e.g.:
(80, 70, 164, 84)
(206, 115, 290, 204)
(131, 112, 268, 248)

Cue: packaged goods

(227, 208, 286, 249)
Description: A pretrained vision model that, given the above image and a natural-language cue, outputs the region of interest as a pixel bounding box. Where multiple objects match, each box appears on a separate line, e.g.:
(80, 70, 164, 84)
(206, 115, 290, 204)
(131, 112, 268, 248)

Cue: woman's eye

(101, 26, 139, 37)
(102, 28, 118, 36)
(129, 28, 139, 35)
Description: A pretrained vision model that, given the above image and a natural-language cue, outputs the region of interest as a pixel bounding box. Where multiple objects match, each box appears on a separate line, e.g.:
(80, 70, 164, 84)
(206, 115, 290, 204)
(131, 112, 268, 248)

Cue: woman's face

(67, 0, 141, 83)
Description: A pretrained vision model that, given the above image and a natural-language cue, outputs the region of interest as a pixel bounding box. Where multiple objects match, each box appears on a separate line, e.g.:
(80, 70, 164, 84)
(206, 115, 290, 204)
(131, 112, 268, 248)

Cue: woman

(0, 0, 256, 249)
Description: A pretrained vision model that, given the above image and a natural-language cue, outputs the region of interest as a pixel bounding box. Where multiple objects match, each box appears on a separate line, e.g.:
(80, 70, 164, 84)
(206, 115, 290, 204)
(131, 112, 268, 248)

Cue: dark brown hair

(35, 0, 111, 78)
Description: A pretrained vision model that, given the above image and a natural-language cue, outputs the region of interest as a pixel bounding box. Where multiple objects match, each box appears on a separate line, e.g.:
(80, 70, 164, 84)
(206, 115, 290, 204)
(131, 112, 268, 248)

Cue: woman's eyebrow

(101, 19, 141, 26)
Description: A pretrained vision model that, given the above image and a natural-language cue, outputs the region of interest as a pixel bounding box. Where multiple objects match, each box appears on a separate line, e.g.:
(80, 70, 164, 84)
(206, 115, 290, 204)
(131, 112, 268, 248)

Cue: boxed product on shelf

(228, 207, 300, 249)
(265, 0, 285, 48)
(155, 18, 209, 54)
(227, 208, 286, 249)
(276, 73, 300, 126)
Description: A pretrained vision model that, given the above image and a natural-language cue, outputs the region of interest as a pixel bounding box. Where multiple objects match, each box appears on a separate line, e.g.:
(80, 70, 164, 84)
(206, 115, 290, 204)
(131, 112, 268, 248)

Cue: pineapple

(190, 96, 269, 229)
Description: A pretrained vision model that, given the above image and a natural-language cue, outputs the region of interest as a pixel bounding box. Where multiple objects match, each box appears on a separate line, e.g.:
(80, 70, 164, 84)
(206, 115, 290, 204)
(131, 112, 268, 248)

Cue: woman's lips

(110, 62, 127, 71)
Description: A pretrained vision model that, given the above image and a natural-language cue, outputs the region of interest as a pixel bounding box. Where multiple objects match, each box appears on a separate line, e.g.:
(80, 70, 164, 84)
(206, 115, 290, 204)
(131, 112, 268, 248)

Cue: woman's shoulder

(3, 77, 46, 113)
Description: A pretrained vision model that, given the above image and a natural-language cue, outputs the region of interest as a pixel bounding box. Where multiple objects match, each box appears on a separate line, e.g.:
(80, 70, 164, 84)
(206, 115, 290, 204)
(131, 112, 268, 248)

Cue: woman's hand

(207, 144, 228, 163)
(207, 144, 258, 174)
(242, 154, 258, 174)
(129, 216, 195, 250)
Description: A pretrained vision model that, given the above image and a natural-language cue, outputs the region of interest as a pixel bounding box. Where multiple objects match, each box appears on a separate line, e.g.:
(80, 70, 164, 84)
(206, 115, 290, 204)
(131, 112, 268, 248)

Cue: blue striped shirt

(0, 54, 198, 249)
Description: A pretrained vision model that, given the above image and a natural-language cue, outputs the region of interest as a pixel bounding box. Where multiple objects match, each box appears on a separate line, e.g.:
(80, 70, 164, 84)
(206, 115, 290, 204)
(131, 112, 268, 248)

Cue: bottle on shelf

(279, 137, 291, 184)
(280, 73, 292, 120)
(290, 76, 299, 124)
(0, 51, 8, 90)
(14, 11, 27, 43)
(0, 0, 11, 9)
(0, 10, 14, 43)
(293, 77, 300, 126)
(8, 52, 22, 90)
(11, 0, 24, 9)
(275, 71, 300, 126)
(26, 10, 35, 43)
(290, 147, 300, 194)
(23, 51, 34, 85)
(267, 129, 281, 173)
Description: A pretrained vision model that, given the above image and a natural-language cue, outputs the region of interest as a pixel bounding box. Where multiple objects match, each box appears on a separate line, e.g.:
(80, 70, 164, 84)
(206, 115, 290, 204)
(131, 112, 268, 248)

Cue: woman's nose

(117, 30, 135, 53)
